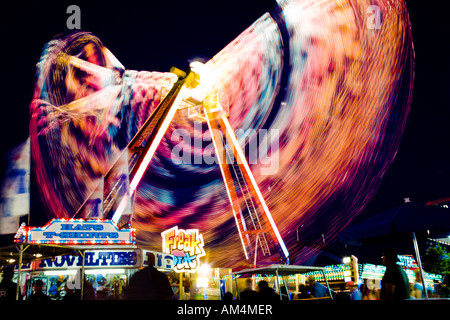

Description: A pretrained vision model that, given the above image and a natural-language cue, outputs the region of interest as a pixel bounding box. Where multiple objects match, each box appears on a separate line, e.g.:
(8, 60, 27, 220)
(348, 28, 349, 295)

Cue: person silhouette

(28, 279, 51, 301)
(0, 266, 21, 301)
(125, 254, 173, 300)
(380, 248, 410, 300)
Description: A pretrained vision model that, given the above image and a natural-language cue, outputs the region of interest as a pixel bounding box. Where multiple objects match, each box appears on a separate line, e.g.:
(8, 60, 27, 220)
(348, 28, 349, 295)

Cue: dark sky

(0, 0, 272, 172)
(0, 0, 449, 229)
(361, 0, 450, 216)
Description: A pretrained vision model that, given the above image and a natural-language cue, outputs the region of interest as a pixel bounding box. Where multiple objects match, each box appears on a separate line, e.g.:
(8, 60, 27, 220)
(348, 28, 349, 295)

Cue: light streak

(129, 86, 188, 195)
(27, 1, 414, 268)
(222, 117, 289, 259)
(204, 111, 249, 260)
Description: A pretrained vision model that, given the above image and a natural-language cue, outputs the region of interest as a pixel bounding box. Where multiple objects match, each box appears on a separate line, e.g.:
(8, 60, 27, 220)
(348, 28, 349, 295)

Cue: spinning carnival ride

(29, 0, 414, 268)
(72, 63, 289, 265)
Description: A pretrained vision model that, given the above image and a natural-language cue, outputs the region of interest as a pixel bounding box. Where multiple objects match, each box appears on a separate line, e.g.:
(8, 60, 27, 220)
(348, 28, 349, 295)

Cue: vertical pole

(283, 276, 291, 300)
(412, 232, 428, 299)
(252, 274, 256, 291)
(275, 269, 282, 300)
(322, 269, 333, 300)
(80, 250, 85, 300)
(179, 272, 184, 300)
(228, 269, 233, 296)
(234, 275, 240, 300)
(16, 244, 23, 300)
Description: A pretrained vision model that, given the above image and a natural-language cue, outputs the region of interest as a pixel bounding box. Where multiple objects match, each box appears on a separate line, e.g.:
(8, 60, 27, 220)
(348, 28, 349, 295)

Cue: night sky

(0, 0, 449, 251)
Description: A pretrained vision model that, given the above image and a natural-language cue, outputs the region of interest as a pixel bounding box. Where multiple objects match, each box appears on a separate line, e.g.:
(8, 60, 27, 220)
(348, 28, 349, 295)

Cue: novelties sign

(161, 226, 206, 273)
(36, 249, 175, 271)
(37, 250, 139, 269)
(18, 219, 135, 245)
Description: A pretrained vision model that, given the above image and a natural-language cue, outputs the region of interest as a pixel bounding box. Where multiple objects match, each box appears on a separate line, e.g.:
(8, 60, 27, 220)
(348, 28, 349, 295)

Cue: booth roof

(231, 264, 327, 276)
(0, 243, 78, 266)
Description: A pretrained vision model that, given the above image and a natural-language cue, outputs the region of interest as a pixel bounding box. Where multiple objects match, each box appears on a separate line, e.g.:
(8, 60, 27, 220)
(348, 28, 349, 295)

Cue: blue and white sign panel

(25, 219, 135, 244)
(34, 249, 175, 271)
(36, 250, 139, 269)
(142, 249, 176, 271)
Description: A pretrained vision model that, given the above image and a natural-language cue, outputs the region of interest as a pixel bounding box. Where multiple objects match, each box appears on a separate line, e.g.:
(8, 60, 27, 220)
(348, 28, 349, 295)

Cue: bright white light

(197, 264, 211, 275)
(189, 61, 215, 94)
(84, 268, 125, 275)
(189, 61, 205, 72)
(111, 196, 128, 224)
(197, 277, 209, 288)
(44, 269, 78, 276)
(189, 61, 210, 82)
(343, 256, 351, 264)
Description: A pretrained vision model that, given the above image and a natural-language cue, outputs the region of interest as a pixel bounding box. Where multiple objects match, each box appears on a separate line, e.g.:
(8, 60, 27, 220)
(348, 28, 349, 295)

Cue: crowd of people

(0, 247, 445, 301)
(233, 247, 443, 301)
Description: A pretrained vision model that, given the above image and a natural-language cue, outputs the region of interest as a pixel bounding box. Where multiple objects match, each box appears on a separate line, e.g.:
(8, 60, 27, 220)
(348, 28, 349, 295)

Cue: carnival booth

(25, 245, 177, 300)
(2, 220, 247, 300)
(358, 255, 443, 295)
(304, 255, 443, 298)
(0, 242, 76, 300)
(2, 218, 176, 300)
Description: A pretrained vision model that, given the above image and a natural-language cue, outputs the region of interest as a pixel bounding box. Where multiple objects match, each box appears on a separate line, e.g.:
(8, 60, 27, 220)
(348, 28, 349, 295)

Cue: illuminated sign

(35, 249, 175, 271)
(397, 255, 418, 269)
(19, 219, 135, 245)
(37, 250, 138, 269)
(142, 250, 175, 270)
(359, 263, 386, 280)
(161, 226, 206, 273)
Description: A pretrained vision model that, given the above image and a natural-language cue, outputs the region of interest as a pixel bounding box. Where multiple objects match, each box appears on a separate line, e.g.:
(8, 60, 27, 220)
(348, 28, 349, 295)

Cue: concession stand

(1, 218, 175, 300)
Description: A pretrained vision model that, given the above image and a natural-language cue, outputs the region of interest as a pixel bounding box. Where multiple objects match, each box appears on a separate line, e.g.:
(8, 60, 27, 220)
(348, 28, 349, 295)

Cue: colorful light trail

(29, 0, 414, 267)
